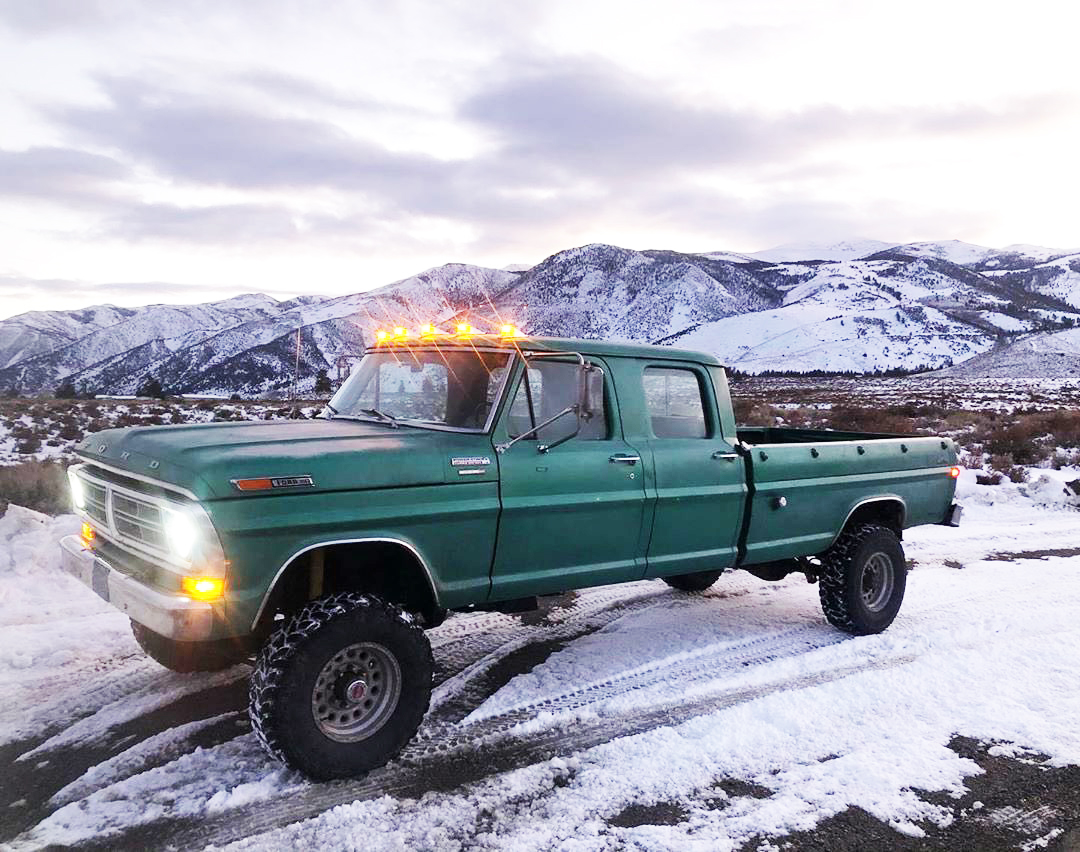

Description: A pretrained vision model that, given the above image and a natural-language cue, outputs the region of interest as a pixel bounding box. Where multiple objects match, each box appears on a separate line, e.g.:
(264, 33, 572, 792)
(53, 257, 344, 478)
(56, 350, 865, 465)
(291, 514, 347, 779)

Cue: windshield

(327, 349, 513, 431)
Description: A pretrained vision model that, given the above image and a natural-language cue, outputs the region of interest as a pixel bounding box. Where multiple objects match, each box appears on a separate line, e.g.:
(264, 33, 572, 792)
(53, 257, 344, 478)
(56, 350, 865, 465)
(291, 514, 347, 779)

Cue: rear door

(489, 356, 649, 599)
(640, 364, 746, 577)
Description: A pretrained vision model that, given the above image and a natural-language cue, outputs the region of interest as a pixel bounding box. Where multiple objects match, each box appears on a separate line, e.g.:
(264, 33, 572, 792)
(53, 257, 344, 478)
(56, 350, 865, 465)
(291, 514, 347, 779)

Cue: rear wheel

(131, 621, 250, 673)
(663, 569, 723, 593)
(818, 524, 906, 635)
(249, 592, 432, 780)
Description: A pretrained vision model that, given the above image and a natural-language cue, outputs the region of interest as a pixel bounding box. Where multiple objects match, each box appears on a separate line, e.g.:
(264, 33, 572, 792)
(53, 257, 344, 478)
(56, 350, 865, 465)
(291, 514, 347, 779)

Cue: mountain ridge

(3, 239, 1079, 395)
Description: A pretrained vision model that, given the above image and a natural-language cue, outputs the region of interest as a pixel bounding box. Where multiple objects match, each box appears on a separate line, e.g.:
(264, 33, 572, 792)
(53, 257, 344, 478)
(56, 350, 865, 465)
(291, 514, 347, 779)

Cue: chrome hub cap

(312, 642, 402, 742)
(861, 551, 895, 613)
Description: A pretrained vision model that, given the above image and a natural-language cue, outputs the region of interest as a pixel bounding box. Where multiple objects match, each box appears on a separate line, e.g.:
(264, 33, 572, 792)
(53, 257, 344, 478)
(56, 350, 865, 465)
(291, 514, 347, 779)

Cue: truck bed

(734, 427, 956, 567)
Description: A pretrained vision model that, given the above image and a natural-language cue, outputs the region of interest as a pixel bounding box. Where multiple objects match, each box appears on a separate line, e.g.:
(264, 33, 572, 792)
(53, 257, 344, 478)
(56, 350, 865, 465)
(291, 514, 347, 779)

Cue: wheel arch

(251, 538, 443, 634)
(831, 496, 906, 547)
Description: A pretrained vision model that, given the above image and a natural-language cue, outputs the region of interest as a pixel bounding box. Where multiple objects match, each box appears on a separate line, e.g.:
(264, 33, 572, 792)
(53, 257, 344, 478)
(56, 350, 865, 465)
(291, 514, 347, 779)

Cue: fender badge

(451, 456, 491, 467)
(231, 475, 316, 491)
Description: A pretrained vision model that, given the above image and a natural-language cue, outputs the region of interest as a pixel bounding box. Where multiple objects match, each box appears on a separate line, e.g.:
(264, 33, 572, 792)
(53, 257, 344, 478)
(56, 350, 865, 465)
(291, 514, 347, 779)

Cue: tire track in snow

(12, 574, 1034, 849)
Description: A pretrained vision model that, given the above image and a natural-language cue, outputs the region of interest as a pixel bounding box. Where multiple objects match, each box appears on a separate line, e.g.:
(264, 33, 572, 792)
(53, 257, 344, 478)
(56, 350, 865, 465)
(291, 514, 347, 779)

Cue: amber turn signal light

(80, 521, 95, 545)
(949, 466, 961, 478)
(181, 576, 225, 601)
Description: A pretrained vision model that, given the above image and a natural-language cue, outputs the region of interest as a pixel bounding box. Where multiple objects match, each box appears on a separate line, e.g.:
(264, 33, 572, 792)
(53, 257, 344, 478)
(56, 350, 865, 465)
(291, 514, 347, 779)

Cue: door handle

(609, 453, 641, 465)
(712, 451, 740, 461)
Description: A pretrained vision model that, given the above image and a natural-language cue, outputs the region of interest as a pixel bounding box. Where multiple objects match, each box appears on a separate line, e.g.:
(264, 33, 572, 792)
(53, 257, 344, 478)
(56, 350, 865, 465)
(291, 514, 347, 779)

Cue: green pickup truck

(61, 332, 961, 778)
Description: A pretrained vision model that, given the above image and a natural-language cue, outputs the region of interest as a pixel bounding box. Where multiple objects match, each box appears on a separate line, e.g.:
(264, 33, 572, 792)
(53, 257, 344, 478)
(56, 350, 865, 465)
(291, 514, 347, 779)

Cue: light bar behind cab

(372, 323, 522, 346)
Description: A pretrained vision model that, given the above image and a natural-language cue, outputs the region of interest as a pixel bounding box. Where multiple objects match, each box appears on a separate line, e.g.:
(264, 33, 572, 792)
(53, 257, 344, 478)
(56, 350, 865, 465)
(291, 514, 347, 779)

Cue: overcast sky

(1, 0, 1078, 319)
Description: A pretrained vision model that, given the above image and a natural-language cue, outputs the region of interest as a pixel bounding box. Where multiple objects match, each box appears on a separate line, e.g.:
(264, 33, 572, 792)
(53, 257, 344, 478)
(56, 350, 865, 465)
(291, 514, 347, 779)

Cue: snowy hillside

(2, 239, 1079, 395)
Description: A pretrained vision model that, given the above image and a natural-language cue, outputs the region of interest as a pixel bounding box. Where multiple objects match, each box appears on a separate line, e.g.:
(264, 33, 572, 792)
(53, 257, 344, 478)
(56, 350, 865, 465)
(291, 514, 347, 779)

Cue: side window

(507, 361, 609, 441)
(643, 367, 708, 438)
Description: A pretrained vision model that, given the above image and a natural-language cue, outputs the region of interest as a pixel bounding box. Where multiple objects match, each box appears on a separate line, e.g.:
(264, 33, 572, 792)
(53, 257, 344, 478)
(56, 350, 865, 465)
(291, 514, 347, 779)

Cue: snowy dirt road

(2, 471, 1080, 851)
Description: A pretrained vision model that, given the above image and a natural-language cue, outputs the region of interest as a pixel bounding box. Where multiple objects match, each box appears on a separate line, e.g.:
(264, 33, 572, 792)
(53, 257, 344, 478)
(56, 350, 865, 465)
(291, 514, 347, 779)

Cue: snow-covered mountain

(2, 239, 1079, 395)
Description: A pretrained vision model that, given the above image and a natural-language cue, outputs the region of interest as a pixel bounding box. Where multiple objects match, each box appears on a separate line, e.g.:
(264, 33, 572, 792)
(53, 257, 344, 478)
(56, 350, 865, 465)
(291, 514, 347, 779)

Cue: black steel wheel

(249, 592, 432, 780)
(818, 524, 906, 635)
(131, 620, 250, 673)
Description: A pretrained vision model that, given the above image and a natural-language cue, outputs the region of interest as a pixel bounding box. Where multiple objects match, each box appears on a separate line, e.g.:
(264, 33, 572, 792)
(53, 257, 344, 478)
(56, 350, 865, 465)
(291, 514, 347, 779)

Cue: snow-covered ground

(2, 471, 1080, 850)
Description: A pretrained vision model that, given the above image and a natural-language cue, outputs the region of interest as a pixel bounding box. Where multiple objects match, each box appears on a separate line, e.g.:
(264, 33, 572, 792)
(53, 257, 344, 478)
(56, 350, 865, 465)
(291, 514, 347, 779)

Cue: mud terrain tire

(249, 592, 433, 780)
(819, 524, 906, 635)
(663, 569, 723, 592)
(131, 620, 249, 673)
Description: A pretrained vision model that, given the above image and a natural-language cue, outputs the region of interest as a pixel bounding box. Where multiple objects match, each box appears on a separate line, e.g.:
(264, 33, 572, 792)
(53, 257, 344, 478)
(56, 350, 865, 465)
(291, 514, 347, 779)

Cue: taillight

(949, 466, 960, 478)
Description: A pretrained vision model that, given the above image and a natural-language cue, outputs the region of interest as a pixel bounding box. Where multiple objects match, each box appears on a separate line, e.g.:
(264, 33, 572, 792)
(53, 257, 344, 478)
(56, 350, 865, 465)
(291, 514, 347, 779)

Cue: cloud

(57, 77, 447, 194)
(0, 272, 302, 322)
(0, 0, 127, 35)
(0, 146, 128, 200)
(29, 59, 1071, 259)
(100, 201, 305, 243)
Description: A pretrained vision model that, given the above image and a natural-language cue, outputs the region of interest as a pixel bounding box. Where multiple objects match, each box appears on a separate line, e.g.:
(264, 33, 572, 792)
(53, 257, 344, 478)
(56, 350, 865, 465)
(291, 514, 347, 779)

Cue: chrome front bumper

(59, 534, 214, 641)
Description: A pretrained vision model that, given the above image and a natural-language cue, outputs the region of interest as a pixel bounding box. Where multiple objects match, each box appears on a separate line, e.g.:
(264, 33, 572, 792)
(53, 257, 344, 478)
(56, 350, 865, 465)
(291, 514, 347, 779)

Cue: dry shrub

(975, 410, 1080, 466)
(981, 422, 1044, 465)
(976, 470, 1003, 486)
(826, 405, 918, 435)
(733, 400, 781, 426)
(1006, 465, 1029, 483)
(0, 461, 70, 515)
(15, 435, 41, 454)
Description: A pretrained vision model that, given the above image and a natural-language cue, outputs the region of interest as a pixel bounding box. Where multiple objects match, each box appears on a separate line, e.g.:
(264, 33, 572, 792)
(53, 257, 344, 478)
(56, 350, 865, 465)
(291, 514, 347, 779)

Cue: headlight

(68, 468, 86, 510)
(162, 507, 198, 560)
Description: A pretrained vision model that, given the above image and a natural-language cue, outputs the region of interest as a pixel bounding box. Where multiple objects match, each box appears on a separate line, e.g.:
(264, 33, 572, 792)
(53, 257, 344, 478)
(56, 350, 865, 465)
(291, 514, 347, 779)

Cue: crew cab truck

(60, 332, 961, 779)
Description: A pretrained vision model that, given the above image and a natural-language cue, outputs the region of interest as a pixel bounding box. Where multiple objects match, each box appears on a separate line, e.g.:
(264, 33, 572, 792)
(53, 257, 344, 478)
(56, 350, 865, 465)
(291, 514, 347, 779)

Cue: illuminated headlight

(162, 506, 198, 560)
(68, 468, 86, 511)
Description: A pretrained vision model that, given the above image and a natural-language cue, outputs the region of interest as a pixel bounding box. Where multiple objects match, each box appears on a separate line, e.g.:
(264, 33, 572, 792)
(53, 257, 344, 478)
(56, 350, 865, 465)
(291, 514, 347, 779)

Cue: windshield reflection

(328, 349, 512, 431)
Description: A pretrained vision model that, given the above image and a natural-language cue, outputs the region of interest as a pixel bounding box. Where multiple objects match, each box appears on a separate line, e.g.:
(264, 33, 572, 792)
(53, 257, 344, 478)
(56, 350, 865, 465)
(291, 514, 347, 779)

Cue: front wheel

(249, 593, 432, 780)
(818, 524, 906, 635)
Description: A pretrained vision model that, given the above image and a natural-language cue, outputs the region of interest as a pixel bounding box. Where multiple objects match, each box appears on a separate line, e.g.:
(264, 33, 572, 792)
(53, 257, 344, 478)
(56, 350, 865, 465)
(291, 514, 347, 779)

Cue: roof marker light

(375, 329, 388, 343)
(499, 324, 519, 338)
(392, 326, 408, 339)
(456, 323, 475, 337)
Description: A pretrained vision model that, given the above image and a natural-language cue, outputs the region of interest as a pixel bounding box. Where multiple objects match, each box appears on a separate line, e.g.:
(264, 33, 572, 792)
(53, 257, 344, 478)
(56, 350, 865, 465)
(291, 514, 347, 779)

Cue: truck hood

(74, 418, 494, 500)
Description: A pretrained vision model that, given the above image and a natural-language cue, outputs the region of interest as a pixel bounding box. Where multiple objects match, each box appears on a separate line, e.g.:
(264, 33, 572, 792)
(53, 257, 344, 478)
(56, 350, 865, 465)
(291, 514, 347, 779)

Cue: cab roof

(367, 334, 725, 367)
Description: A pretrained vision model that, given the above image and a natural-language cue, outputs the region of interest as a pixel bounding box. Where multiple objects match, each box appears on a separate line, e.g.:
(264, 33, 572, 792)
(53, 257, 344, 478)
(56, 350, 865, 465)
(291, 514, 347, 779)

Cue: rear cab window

(642, 366, 710, 438)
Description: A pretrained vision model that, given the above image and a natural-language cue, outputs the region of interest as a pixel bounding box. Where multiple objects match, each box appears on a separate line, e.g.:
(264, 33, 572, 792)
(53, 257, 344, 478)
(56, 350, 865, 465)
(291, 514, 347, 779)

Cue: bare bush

(0, 461, 70, 515)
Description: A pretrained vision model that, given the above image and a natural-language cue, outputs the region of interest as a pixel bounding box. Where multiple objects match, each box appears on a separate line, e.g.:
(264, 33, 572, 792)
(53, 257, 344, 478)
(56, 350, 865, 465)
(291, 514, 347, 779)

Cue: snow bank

(0, 507, 138, 743)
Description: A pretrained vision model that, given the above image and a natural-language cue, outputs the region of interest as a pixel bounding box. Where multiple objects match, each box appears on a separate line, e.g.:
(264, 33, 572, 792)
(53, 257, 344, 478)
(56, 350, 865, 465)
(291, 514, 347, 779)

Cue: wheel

(663, 569, 723, 592)
(130, 620, 250, 673)
(818, 524, 906, 635)
(248, 592, 433, 780)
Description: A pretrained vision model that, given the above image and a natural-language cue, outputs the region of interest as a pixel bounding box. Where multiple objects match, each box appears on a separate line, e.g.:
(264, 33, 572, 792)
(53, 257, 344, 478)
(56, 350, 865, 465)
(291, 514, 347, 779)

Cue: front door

(490, 357, 648, 599)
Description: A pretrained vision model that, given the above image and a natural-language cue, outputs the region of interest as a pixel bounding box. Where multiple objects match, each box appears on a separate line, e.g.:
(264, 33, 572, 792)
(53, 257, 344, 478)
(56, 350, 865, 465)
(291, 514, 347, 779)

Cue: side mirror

(579, 364, 603, 423)
(495, 353, 600, 454)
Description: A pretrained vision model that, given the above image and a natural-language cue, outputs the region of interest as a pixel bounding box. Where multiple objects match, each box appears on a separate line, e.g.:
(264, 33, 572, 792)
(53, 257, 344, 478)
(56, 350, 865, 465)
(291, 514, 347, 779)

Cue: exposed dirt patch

(765, 736, 1080, 851)
(986, 547, 1080, 561)
(608, 800, 689, 828)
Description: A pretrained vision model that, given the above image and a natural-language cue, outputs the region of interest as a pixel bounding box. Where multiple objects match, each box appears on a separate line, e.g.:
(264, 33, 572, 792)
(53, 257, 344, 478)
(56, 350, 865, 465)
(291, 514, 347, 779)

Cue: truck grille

(111, 492, 167, 550)
(75, 466, 178, 562)
(83, 479, 109, 526)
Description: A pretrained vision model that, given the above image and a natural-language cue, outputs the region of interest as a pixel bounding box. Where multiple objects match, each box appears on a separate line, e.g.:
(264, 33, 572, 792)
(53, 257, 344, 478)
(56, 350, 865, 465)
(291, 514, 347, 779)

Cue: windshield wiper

(358, 408, 399, 428)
